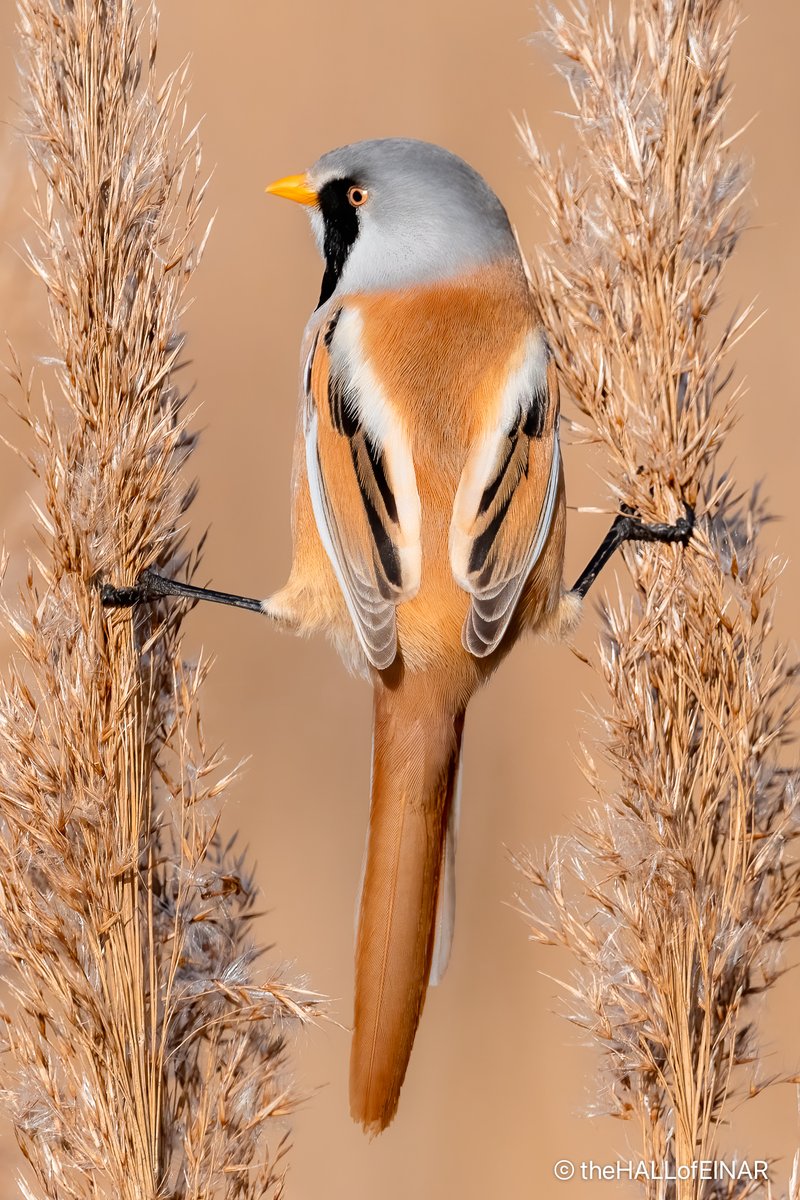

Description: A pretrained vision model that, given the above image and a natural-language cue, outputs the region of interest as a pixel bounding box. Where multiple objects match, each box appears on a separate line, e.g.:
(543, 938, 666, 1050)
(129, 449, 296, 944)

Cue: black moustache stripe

(317, 176, 361, 308)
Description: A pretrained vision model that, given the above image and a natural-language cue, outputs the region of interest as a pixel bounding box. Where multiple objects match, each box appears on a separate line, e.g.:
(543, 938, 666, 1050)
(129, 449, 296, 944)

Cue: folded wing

(304, 306, 422, 670)
(450, 329, 561, 658)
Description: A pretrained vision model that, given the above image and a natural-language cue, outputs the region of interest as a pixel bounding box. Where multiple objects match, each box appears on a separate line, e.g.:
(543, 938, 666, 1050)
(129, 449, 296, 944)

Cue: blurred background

(0, 2, 798, 1196)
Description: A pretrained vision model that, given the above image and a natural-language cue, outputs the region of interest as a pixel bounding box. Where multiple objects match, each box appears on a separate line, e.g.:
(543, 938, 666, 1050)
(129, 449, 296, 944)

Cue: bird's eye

(347, 186, 369, 207)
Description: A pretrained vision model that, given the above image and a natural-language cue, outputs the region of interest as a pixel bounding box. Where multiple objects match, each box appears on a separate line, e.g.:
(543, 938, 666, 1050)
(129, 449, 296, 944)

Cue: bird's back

(352, 259, 540, 677)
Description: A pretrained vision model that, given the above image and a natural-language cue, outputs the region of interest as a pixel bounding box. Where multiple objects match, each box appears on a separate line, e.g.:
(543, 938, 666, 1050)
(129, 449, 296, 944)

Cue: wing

(450, 329, 561, 658)
(303, 305, 422, 670)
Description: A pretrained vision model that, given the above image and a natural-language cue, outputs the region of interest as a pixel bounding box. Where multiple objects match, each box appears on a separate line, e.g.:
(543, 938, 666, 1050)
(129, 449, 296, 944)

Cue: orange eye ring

(347, 185, 369, 207)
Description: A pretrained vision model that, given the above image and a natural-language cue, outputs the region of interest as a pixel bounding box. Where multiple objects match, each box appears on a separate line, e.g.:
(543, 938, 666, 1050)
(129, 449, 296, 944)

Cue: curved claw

(572, 498, 696, 599)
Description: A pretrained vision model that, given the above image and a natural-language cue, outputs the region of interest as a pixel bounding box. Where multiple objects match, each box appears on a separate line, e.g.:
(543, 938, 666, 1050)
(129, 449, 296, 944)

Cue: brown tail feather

(350, 681, 465, 1134)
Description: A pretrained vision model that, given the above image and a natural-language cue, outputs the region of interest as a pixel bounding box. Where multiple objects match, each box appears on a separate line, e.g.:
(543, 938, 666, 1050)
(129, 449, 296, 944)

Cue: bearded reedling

(103, 138, 692, 1134)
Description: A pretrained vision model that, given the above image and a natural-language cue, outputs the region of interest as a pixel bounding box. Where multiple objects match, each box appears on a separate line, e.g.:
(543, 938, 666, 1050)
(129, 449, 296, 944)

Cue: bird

(262, 139, 577, 1135)
(102, 137, 693, 1135)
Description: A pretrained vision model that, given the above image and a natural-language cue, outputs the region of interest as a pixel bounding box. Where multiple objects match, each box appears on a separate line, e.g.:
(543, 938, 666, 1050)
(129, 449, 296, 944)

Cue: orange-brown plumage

(106, 139, 686, 1138)
(350, 680, 465, 1133)
(274, 262, 566, 666)
(257, 139, 580, 1136)
(101, 138, 687, 1139)
(266, 259, 573, 1133)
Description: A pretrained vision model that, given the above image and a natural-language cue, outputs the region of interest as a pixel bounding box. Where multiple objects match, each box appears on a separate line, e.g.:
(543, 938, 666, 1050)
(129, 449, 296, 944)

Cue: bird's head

(266, 137, 518, 307)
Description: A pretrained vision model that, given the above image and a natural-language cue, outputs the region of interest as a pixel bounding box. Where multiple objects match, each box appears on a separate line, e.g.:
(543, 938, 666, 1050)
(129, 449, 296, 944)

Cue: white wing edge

(461, 434, 561, 658)
(330, 307, 423, 595)
(304, 406, 397, 669)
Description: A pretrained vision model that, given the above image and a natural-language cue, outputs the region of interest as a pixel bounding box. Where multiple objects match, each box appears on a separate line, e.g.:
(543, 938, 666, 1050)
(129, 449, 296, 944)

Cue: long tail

(350, 679, 465, 1134)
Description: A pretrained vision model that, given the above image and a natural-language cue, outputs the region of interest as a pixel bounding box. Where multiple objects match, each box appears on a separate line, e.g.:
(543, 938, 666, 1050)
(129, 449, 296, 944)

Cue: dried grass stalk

(0, 2, 315, 1196)
(517, 1, 800, 1194)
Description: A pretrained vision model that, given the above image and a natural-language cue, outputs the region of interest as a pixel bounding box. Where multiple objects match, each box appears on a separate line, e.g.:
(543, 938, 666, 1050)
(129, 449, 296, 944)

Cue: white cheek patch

(307, 207, 326, 256)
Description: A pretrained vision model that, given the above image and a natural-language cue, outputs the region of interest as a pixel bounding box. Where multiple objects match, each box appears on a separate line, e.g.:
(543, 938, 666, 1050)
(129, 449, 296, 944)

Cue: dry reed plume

(517, 1, 800, 1196)
(0, 1, 315, 1195)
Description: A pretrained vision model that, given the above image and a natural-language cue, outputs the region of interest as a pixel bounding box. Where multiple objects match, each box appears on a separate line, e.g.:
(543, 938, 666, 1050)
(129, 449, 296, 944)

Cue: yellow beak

(265, 173, 318, 206)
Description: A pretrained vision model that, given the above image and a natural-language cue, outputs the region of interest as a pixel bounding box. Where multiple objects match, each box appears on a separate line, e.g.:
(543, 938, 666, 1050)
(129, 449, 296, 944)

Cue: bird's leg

(571, 503, 694, 599)
(101, 569, 264, 614)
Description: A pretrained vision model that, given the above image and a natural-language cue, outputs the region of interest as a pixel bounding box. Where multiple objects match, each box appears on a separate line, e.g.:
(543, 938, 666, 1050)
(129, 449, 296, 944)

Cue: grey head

(302, 138, 520, 306)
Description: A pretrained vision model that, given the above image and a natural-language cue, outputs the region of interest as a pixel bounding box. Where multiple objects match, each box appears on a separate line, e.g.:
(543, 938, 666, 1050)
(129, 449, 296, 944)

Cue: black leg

(571, 504, 694, 599)
(101, 569, 264, 614)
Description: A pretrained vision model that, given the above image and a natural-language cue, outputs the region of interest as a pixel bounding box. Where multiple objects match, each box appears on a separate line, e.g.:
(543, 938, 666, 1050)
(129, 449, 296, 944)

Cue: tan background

(1, 2, 799, 1196)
